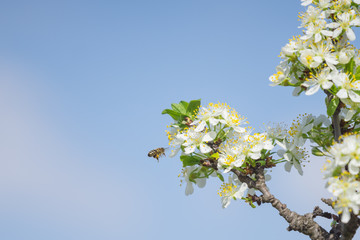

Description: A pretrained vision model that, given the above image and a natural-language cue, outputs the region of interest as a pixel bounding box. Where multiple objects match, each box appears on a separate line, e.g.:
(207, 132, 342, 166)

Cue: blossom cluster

(164, 100, 331, 208)
(268, 0, 360, 223)
(165, 102, 277, 207)
(268, 113, 331, 175)
(324, 133, 360, 223)
(269, 0, 360, 108)
(157, 0, 360, 231)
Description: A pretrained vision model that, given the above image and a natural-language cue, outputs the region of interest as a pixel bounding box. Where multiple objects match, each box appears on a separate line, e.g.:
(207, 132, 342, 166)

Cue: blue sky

(0, 0, 358, 239)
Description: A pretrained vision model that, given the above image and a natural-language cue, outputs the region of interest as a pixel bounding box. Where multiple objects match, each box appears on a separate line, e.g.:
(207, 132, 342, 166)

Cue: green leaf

(355, 65, 360, 79)
(179, 101, 189, 110)
(332, 166, 342, 177)
(352, 90, 360, 96)
(186, 99, 201, 116)
(211, 152, 219, 159)
(180, 155, 201, 167)
(330, 220, 336, 228)
(311, 147, 324, 156)
(217, 173, 224, 182)
(171, 103, 187, 114)
(257, 160, 266, 166)
(161, 109, 182, 121)
(327, 97, 339, 117)
(345, 58, 355, 73)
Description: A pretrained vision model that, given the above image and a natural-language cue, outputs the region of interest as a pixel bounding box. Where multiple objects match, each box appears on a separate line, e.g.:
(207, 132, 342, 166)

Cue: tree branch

(341, 214, 360, 240)
(243, 167, 330, 240)
(325, 90, 342, 142)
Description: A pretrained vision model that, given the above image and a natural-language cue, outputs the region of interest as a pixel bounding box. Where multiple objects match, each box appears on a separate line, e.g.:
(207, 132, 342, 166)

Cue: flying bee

(148, 147, 168, 162)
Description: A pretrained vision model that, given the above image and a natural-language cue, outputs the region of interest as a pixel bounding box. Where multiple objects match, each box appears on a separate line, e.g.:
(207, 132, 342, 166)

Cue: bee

(148, 147, 167, 162)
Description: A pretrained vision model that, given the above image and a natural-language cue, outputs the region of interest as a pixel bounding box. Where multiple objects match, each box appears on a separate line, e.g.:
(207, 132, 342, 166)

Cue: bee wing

(164, 147, 170, 156)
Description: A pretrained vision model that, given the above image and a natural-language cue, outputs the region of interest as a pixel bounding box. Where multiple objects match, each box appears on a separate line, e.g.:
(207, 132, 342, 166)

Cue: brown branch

(242, 167, 331, 240)
(202, 155, 360, 239)
(313, 206, 337, 221)
(314, 204, 342, 240)
(341, 214, 360, 240)
(324, 91, 360, 239)
(325, 90, 342, 142)
(321, 198, 334, 208)
(231, 168, 256, 189)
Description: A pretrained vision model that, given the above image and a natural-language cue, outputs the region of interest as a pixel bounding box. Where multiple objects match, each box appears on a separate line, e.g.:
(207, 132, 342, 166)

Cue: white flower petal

(305, 84, 320, 95)
(349, 91, 360, 103)
(233, 126, 246, 133)
(277, 149, 285, 158)
(184, 145, 196, 154)
(284, 161, 292, 172)
(348, 160, 359, 175)
(292, 87, 302, 96)
(315, 33, 322, 43)
(327, 22, 340, 29)
(337, 89, 348, 99)
(203, 131, 216, 142)
(341, 208, 351, 223)
(185, 182, 194, 196)
(293, 161, 304, 175)
(322, 81, 333, 89)
(333, 27, 342, 38)
(346, 28, 356, 41)
(221, 196, 231, 208)
(209, 118, 220, 126)
(345, 109, 356, 121)
(196, 178, 206, 188)
(169, 147, 180, 157)
(195, 121, 206, 132)
(200, 143, 212, 153)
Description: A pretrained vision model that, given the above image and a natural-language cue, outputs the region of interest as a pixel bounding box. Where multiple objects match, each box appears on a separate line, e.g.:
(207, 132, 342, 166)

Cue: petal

(284, 161, 292, 172)
(169, 147, 180, 158)
(264, 141, 274, 150)
(284, 153, 292, 162)
(293, 161, 304, 175)
(233, 126, 246, 133)
(196, 178, 206, 188)
(249, 152, 261, 159)
(292, 87, 302, 96)
(277, 149, 285, 158)
(275, 140, 286, 150)
(333, 27, 342, 38)
(321, 30, 333, 37)
(209, 118, 220, 126)
(327, 22, 340, 29)
(265, 174, 272, 181)
(302, 123, 313, 133)
(221, 197, 231, 208)
(234, 183, 248, 199)
(341, 208, 351, 223)
(345, 109, 355, 121)
(200, 143, 212, 153)
(322, 81, 333, 89)
(346, 28, 356, 41)
(336, 89, 348, 99)
(351, 18, 360, 26)
(348, 160, 359, 175)
(184, 145, 196, 154)
(315, 33, 322, 43)
(305, 84, 320, 95)
(185, 182, 194, 196)
(349, 91, 360, 103)
(203, 131, 216, 142)
(195, 121, 206, 132)
(247, 188, 255, 196)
